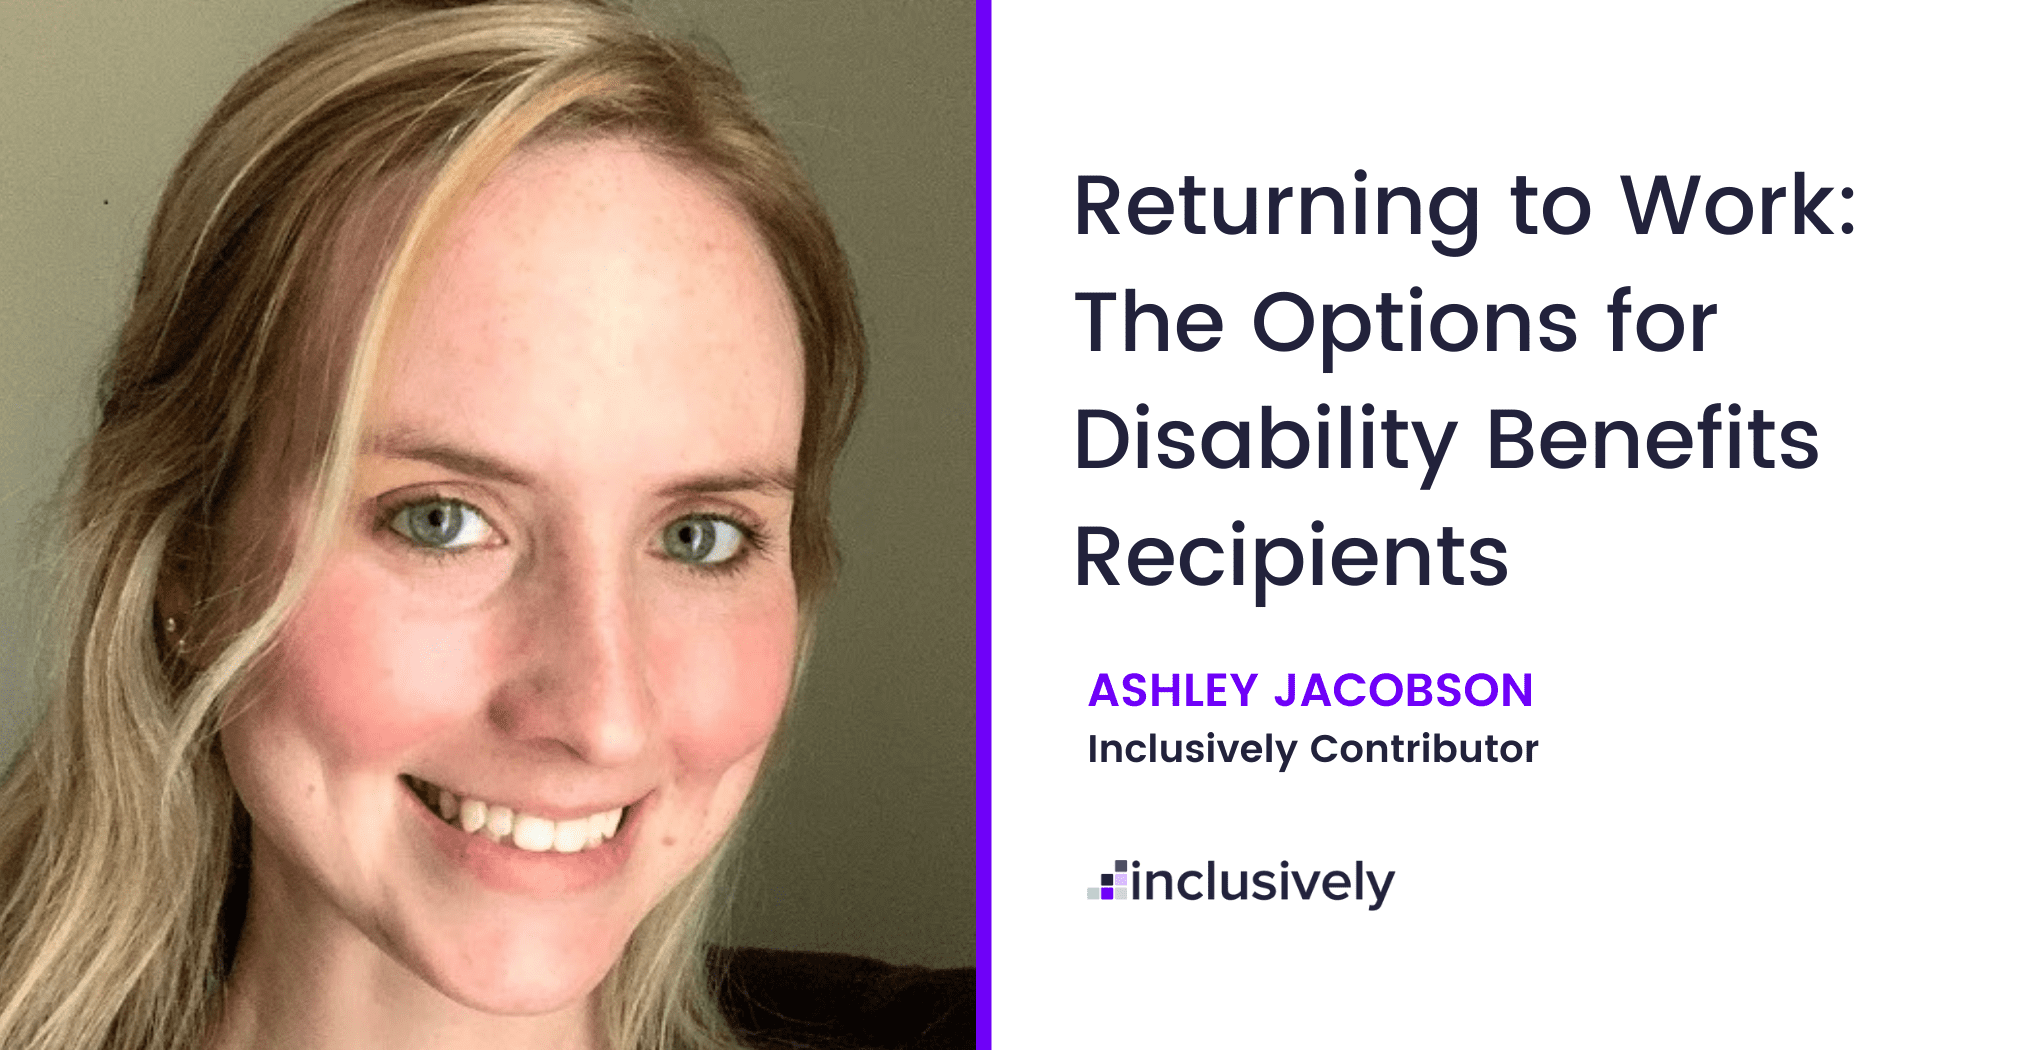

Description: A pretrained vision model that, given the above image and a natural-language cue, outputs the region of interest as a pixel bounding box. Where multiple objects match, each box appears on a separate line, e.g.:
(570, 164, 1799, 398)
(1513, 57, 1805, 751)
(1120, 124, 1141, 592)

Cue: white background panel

(993, 2, 2031, 1045)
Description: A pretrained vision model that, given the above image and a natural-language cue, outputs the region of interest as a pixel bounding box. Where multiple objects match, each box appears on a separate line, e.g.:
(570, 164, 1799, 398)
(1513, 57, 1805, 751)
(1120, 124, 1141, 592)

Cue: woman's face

(218, 139, 803, 1013)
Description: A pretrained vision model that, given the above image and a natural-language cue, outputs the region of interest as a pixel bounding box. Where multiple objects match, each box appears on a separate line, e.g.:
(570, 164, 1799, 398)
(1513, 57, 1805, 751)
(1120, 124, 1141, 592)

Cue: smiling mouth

(402, 774, 628, 854)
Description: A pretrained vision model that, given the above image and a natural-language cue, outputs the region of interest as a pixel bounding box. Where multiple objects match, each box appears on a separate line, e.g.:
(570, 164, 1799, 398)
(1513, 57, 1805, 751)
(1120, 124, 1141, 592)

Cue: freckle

(662, 836, 677, 847)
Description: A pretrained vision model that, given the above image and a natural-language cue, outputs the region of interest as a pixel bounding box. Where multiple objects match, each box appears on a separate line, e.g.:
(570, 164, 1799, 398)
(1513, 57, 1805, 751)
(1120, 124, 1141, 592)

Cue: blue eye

(387, 498, 492, 551)
(661, 515, 745, 565)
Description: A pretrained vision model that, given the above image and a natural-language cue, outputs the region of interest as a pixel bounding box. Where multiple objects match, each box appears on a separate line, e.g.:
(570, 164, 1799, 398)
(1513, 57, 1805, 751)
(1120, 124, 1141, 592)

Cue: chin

(403, 913, 636, 1016)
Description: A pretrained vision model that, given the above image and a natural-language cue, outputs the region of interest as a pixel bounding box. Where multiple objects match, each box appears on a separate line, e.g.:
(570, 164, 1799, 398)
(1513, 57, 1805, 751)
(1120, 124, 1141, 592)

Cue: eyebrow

(368, 436, 534, 486)
(366, 434, 796, 497)
(657, 469, 797, 499)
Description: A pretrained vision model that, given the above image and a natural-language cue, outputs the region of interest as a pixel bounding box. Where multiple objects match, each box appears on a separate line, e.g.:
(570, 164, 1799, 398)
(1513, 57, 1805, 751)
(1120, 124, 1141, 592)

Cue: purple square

(1101, 888, 1113, 900)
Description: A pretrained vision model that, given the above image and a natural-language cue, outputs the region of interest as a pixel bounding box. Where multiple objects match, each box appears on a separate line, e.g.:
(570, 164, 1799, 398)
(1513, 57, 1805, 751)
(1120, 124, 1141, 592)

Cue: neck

(207, 834, 603, 1050)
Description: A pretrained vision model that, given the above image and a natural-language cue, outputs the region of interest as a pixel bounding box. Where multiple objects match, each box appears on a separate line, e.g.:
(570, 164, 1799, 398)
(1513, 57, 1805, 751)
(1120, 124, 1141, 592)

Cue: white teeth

(511, 814, 555, 851)
(416, 778, 625, 854)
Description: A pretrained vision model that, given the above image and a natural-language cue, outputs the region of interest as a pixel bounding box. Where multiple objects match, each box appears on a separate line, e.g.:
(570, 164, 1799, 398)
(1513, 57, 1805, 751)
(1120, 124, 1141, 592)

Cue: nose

(487, 534, 654, 766)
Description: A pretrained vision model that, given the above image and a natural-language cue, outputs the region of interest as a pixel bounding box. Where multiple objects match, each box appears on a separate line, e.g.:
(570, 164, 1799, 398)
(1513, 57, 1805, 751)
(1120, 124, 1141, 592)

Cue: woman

(0, 1, 882, 1046)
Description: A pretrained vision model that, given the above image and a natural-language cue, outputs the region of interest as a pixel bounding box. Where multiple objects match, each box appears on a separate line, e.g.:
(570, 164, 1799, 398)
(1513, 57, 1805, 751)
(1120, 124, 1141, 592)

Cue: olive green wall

(0, 0, 974, 967)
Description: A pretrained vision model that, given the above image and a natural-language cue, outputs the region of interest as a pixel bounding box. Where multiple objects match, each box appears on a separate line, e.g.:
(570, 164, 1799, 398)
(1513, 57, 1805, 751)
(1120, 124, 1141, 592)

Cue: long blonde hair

(0, 2, 866, 1048)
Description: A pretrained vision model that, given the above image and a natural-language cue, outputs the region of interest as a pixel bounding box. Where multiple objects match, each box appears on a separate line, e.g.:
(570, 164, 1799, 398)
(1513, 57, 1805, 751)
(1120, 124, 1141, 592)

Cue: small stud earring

(163, 616, 190, 656)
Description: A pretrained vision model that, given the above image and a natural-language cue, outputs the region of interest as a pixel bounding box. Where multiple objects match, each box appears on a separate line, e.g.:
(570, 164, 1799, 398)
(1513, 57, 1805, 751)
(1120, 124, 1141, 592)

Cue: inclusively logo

(1086, 858, 1396, 909)
(1088, 860, 1132, 900)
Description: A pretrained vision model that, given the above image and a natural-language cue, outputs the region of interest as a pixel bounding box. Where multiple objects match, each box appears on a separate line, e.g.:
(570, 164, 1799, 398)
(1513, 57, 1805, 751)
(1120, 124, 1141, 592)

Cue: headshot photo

(0, 1, 973, 1048)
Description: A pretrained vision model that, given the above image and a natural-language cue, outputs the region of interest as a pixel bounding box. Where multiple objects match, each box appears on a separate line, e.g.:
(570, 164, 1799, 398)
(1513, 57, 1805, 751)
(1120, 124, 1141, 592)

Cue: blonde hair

(0, 2, 866, 1048)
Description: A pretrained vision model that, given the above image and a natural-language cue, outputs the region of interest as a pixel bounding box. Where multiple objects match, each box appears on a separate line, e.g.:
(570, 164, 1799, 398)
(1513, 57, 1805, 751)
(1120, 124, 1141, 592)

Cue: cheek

(644, 586, 798, 774)
(259, 561, 487, 761)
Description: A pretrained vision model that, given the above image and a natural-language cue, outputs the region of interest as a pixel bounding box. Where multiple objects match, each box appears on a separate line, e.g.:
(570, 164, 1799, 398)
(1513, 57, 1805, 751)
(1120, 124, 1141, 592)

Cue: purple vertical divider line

(973, 0, 991, 1046)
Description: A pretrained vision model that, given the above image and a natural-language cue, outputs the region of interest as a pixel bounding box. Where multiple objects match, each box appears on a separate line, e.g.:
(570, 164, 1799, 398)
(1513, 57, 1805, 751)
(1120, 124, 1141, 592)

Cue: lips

(402, 774, 627, 855)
